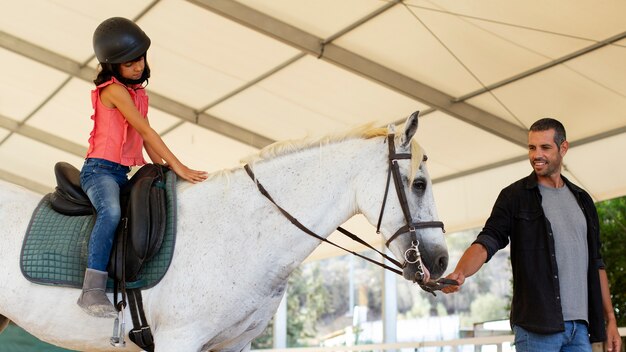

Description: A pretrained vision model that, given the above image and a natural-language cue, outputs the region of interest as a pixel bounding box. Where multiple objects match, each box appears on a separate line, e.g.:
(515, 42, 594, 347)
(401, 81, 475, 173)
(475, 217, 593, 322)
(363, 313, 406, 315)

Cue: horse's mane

(241, 123, 386, 163)
(190, 123, 424, 189)
(240, 123, 425, 185)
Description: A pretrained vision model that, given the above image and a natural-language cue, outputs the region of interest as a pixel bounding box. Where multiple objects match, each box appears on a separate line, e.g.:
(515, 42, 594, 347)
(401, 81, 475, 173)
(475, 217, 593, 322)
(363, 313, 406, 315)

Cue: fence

(254, 327, 626, 352)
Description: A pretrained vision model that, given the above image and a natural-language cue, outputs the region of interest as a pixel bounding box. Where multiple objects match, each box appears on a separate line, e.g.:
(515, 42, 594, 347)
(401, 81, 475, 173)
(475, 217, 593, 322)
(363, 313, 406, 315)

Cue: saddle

(50, 161, 168, 282)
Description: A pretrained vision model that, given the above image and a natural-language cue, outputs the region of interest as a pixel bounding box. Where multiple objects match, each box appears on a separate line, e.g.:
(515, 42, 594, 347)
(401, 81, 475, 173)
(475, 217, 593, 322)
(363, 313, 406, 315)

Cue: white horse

(0, 112, 448, 352)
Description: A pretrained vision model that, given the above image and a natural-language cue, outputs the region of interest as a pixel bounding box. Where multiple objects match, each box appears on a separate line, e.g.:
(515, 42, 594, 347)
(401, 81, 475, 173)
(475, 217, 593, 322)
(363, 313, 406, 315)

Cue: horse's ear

(401, 111, 420, 148)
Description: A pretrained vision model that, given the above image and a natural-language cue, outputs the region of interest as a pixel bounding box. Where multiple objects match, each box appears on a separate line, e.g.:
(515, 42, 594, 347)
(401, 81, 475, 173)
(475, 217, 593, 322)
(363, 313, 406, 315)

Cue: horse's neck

(247, 138, 384, 239)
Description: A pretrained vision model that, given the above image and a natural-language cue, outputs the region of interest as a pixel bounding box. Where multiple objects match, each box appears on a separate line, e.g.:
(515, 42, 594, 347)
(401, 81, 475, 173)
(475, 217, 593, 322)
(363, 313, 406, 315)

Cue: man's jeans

(514, 321, 591, 352)
(80, 158, 130, 271)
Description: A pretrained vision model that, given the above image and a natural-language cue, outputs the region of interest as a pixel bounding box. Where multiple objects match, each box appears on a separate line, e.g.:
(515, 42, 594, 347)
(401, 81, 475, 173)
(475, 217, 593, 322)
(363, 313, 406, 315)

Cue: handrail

(253, 327, 626, 352)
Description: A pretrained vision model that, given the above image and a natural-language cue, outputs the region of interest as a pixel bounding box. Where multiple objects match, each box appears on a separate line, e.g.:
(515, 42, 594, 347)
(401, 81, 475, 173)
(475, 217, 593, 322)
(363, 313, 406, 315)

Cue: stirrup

(110, 306, 126, 348)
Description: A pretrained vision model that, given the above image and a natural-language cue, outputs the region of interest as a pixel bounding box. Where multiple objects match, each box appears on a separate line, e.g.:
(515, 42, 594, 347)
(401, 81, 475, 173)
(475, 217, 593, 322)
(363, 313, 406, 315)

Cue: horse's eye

(422, 155, 428, 162)
(413, 179, 426, 191)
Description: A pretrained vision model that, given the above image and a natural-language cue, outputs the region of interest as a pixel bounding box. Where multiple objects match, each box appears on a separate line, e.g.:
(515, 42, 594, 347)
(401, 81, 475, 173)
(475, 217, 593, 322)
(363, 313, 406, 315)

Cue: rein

(243, 164, 404, 276)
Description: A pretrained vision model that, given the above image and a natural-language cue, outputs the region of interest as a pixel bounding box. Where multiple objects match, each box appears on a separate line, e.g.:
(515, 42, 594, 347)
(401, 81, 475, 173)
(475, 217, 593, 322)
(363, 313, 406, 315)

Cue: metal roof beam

(455, 30, 626, 103)
(0, 114, 86, 157)
(0, 169, 51, 194)
(432, 126, 626, 184)
(189, 0, 529, 147)
(0, 30, 273, 150)
(0, 113, 83, 193)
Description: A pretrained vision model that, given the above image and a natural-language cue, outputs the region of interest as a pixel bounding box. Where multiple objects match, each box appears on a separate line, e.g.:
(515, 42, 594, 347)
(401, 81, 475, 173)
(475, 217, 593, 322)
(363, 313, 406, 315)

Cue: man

(443, 118, 621, 352)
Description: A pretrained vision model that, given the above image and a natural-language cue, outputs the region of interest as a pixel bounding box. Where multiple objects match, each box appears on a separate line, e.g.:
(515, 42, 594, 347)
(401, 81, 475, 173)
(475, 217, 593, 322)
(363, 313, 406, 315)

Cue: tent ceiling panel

(26, 78, 93, 145)
(247, 56, 428, 127)
(460, 19, 595, 61)
(236, 0, 385, 39)
(433, 160, 530, 233)
(160, 122, 258, 173)
(565, 133, 626, 201)
(143, 0, 300, 109)
(0, 48, 68, 122)
(405, 0, 626, 41)
(417, 111, 526, 179)
(464, 93, 524, 127)
(565, 43, 626, 98)
(335, 5, 481, 97)
(407, 6, 597, 87)
(398, 9, 526, 88)
(0, 134, 84, 189)
(471, 65, 626, 142)
(143, 108, 183, 135)
(207, 86, 354, 142)
(208, 56, 428, 141)
(0, 0, 153, 63)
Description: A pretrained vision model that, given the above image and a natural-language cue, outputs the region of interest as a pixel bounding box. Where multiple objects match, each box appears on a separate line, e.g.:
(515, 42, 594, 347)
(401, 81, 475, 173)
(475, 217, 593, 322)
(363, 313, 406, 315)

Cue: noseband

(375, 134, 445, 282)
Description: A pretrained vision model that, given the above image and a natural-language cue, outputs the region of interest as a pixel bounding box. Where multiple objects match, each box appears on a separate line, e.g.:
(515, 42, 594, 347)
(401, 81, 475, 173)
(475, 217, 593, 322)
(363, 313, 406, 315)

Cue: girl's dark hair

(93, 53, 150, 87)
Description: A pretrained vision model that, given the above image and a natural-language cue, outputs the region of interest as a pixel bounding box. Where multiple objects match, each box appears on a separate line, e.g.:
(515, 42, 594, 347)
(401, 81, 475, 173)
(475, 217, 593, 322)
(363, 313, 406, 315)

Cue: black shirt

(473, 172, 606, 342)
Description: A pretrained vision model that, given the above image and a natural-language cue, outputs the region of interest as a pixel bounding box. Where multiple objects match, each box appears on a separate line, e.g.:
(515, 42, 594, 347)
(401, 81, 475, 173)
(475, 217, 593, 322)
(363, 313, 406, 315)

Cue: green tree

(469, 293, 508, 323)
(597, 196, 626, 326)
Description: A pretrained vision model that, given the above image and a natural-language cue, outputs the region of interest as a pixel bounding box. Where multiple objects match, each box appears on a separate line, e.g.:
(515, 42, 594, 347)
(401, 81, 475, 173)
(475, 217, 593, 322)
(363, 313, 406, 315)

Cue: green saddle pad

(20, 171, 177, 290)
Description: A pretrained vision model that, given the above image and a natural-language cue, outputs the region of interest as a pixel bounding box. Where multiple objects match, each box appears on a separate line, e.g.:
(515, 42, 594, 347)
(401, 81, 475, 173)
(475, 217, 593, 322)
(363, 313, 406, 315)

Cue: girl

(77, 17, 208, 317)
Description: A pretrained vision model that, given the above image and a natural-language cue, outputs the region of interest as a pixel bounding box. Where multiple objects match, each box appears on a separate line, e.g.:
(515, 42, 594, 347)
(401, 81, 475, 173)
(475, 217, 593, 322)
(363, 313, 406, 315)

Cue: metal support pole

(273, 288, 288, 349)
(382, 247, 398, 352)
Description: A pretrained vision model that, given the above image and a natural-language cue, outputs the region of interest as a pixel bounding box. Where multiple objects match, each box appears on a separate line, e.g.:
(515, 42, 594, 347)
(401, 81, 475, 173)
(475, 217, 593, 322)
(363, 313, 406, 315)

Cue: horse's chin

(403, 265, 431, 283)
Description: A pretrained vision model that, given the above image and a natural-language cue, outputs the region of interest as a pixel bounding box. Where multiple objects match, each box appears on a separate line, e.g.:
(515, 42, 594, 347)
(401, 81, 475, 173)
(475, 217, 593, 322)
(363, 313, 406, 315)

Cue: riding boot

(77, 268, 117, 318)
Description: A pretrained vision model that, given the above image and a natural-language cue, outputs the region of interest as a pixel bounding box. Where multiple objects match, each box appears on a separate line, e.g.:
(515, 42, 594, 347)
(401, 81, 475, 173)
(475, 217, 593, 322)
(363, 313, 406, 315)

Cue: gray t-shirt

(539, 184, 588, 322)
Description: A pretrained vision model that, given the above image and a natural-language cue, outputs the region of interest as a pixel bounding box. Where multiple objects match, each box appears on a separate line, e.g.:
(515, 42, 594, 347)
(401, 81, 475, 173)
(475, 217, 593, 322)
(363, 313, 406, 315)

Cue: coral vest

(86, 77, 148, 166)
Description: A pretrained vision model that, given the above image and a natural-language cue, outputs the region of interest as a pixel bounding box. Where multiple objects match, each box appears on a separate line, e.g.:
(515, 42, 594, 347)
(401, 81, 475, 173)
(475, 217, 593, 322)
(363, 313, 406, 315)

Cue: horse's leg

(152, 332, 252, 352)
(153, 332, 203, 352)
(238, 342, 252, 352)
(0, 314, 9, 333)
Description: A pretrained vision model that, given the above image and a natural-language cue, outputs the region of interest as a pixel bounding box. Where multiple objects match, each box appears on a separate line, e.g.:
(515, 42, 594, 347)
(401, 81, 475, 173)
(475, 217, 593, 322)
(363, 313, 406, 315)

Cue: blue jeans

(513, 321, 591, 352)
(80, 158, 130, 271)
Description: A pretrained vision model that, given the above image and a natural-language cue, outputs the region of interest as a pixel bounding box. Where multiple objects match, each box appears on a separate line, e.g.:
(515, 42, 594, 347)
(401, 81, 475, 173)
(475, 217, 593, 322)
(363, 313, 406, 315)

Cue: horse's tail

(0, 314, 9, 334)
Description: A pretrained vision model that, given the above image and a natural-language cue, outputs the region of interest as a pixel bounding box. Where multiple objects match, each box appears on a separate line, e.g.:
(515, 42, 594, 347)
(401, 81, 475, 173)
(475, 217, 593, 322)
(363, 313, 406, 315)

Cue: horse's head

(358, 111, 448, 285)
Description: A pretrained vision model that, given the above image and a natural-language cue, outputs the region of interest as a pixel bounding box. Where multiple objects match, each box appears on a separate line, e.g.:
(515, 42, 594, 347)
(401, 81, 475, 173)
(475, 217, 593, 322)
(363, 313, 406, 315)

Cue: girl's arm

(101, 84, 208, 183)
(144, 141, 164, 165)
(143, 117, 165, 165)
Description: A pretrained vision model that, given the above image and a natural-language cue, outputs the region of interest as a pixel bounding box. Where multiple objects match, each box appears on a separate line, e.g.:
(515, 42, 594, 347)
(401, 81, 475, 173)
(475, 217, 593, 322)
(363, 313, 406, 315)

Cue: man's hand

(441, 272, 466, 294)
(605, 319, 621, 352)
(440, 243, 487, 294)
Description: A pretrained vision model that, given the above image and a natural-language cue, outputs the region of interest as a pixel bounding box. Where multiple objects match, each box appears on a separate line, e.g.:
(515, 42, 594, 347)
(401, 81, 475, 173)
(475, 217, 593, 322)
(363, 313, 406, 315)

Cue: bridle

(374, 133, 445, 284)
(244, 131, 456, 294)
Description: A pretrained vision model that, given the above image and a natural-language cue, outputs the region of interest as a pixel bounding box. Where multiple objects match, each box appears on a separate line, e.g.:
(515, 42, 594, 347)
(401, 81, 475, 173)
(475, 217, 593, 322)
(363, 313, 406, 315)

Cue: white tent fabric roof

(1, 0, 625, 260)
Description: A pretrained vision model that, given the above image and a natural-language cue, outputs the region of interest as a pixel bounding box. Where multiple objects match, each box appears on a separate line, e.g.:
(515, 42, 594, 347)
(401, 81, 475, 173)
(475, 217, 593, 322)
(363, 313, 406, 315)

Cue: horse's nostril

(438, 256, 448, 271)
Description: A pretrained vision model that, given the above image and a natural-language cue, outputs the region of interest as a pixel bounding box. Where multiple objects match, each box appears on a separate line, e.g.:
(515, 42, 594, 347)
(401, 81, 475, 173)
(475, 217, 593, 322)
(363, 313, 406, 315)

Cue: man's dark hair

(529, 118, 566, 147)
(94, 53, 150, 87)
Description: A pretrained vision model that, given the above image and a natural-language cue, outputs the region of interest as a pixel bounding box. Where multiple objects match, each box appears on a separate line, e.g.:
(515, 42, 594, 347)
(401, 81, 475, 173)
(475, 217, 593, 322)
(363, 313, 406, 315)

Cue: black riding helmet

(93, 17, 151, 64)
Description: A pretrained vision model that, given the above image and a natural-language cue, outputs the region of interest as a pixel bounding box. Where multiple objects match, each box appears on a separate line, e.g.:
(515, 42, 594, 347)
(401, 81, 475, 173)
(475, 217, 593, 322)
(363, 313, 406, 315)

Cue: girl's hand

(170, 164, 208, 183)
